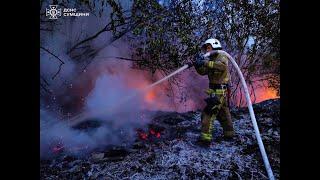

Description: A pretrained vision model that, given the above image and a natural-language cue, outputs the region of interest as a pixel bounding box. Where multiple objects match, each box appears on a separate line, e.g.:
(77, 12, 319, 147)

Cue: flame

(145, 90, 156, 103)
(255, 86, 279, 103)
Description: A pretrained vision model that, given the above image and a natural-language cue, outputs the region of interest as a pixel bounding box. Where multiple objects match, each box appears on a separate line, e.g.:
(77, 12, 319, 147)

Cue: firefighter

(190, 38, 235, 146)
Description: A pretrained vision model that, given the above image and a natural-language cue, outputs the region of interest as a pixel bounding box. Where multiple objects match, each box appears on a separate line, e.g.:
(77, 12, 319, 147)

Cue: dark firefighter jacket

(194, 52, 230, 85)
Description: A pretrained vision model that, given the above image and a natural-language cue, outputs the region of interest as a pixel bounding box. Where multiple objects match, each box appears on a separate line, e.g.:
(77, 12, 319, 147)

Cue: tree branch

(40, 46, 65, 64)
(51, 63, 63, 80)
(40, 82, 52, 94)
(67, 22, 112, 54)
(40, 46, 65, 80)
(40, 75, 50, 86)
(67, 16, 132, 55)
(97, 56, 144, 62)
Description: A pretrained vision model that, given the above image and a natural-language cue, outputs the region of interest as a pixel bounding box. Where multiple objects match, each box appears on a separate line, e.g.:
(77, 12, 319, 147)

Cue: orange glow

(255, 86, 279, 103)
(145, 90, 156, 103)
(262, 88, 277, 99)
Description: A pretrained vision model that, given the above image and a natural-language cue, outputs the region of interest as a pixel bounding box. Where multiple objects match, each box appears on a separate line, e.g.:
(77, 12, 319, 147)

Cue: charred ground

(40, 98, 280, 179)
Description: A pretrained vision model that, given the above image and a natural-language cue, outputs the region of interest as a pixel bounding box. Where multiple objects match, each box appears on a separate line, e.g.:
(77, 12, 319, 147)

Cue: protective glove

(194, 54, 206, 67)
(186, 62, 194, 68)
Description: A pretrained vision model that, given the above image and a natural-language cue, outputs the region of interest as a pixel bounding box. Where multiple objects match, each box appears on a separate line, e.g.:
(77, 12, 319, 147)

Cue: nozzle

(186, 62, 193, 68)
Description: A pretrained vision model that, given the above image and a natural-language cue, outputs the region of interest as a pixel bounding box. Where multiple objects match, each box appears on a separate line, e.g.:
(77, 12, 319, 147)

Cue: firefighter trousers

(200, 89, 234, 142)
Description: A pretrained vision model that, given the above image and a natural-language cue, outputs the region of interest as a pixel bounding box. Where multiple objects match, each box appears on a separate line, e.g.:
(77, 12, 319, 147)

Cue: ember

(150, 128, 161, 138)
(136, 128, 162, 140)
(149, 129, 155, 135)
(138, 131, 148, 140)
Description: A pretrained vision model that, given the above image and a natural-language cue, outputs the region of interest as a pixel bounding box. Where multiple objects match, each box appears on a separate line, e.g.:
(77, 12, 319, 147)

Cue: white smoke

(40, 0, 207, 159)
(40, 73, 151, 159)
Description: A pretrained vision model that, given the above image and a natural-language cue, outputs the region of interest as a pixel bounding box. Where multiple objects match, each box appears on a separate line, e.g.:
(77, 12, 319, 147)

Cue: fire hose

(200, 50, 275, 180)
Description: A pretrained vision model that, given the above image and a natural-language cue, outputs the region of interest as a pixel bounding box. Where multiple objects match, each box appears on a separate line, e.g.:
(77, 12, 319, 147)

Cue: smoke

(39, 14, 154, 159)
(40, 109, 95, 158)
(40, 28, 210, 159)
(40, 73, 152, 159)
(84, 73, 147, 121)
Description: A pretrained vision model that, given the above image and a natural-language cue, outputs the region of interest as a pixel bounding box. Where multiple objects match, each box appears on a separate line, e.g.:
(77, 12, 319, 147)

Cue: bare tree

(40, 0, 280, 109)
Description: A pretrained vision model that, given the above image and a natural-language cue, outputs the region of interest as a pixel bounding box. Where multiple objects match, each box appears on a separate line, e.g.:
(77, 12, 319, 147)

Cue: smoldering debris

(40, 74, 153, 159)
(40, 98, 280, 179)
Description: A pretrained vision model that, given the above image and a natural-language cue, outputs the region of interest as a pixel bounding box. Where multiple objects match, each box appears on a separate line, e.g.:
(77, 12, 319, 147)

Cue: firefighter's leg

(200, 94, 224, 142)
(200, 111, 214, 142)
(217, 99, 234, 138)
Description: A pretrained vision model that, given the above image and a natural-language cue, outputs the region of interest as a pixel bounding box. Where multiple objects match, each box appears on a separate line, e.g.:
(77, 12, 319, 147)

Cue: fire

(145, 90, 156, 102)
(156, 132, 161, 138)
(255, 86, 279, 103)
(136, 129, 148, 140)
(136, 128, 161, 140)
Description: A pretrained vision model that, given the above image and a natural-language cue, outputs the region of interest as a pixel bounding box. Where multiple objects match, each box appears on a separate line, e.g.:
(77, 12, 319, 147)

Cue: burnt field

(40, 98, 280, 179)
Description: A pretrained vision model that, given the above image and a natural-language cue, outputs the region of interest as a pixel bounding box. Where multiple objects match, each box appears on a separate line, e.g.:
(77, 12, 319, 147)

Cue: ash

(40, 99, 280, 179)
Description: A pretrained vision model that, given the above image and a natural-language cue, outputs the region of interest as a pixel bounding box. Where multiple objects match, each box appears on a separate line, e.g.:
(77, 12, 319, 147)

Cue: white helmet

(202, 38, 222, 50)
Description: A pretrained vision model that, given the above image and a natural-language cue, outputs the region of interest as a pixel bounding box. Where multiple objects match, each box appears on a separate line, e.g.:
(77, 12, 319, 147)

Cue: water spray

(203, 50, 275, 180)
(68, 65, 189, 127)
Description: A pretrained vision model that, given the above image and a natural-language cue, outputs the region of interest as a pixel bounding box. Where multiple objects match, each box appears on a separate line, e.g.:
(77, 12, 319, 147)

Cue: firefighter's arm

(192, 54, 208, 75)
(194, 64, 208, 75)
(205, 56, 228, 71)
